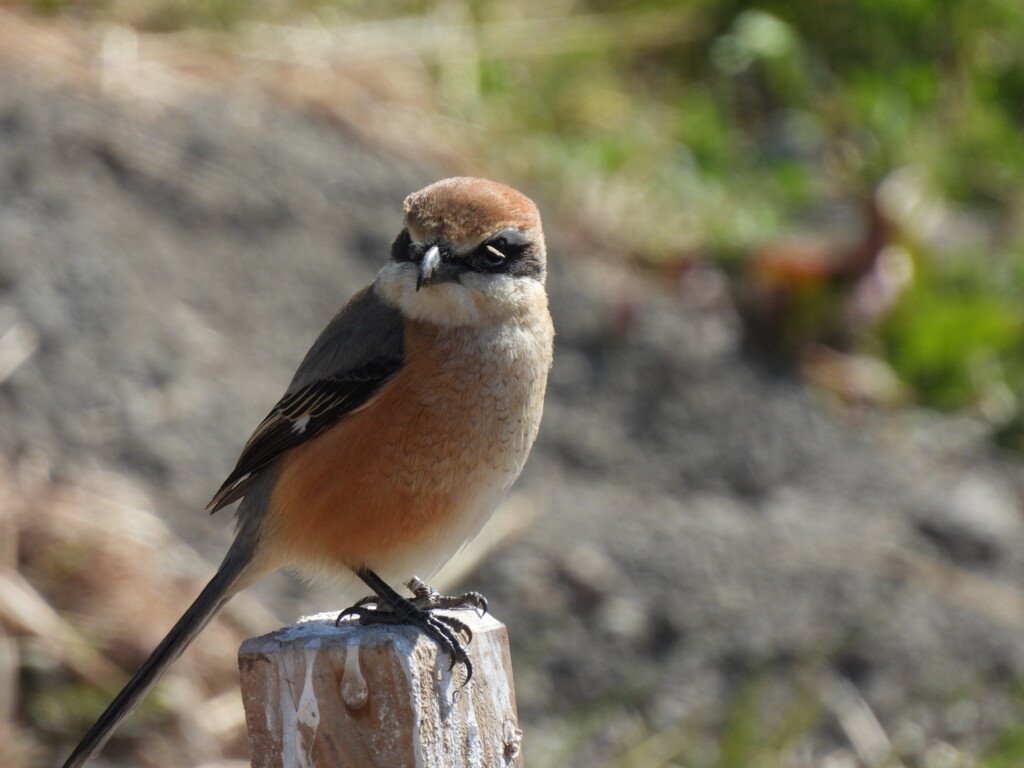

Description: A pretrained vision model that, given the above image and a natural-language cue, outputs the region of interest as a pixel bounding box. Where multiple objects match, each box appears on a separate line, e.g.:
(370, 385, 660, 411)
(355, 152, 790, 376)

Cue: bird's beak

(416, 245, 442, 292)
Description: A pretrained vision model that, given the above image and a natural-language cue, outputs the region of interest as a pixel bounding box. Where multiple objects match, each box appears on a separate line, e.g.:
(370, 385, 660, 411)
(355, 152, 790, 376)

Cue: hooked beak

(416, 245, 442, 291)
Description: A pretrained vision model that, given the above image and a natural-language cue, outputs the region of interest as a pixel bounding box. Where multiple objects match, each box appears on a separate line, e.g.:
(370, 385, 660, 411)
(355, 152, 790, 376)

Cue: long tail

(61, 541, 256, 768)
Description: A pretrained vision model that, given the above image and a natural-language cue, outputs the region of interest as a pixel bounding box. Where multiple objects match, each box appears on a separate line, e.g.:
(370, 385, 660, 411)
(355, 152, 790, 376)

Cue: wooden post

(238, 610, 524, 768)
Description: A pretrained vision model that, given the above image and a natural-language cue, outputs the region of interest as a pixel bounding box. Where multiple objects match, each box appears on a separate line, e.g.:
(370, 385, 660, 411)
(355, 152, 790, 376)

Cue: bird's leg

(335, 569, 479, 683)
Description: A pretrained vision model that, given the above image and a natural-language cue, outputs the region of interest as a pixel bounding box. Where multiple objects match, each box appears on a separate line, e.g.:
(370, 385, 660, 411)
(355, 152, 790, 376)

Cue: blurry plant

(872, 249, 1024, 417)
(981, 727, 1024, 768)
(575, 674, 825, 768)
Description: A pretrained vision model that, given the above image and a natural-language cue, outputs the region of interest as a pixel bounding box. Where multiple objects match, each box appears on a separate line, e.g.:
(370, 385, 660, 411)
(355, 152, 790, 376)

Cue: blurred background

(1, 1, 1023, 766)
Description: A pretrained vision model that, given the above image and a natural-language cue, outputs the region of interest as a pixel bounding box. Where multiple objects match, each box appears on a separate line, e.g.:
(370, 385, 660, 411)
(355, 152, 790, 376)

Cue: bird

(61, 176, 555, 768)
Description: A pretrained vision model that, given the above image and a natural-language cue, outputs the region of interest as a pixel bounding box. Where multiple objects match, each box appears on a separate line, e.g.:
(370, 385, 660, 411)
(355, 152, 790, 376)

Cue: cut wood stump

(238, 610, 524, 768)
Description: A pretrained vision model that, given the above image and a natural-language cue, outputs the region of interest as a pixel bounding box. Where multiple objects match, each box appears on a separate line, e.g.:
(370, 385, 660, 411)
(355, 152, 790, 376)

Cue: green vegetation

(585, 672, 1024, 768)
(28, 1, 1024, 425)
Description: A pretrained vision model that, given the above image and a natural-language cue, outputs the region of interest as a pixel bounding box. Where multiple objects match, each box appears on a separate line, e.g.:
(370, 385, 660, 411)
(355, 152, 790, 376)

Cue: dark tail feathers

(60, 550, 250, 768)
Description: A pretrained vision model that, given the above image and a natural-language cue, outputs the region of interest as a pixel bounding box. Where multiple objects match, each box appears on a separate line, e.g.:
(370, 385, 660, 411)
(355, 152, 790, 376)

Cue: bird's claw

(336, 577, 482, 683)
(405, 576, 488, 616)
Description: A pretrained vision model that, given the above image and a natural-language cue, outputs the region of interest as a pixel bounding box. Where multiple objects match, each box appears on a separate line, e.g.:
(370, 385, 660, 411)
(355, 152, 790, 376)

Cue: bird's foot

(405, 576, 488, 615)
(336, 572, 486, 684)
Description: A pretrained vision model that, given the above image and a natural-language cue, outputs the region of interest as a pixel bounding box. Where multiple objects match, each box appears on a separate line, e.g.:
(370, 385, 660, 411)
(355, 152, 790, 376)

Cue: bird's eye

(479, 244, 506, 268)
(490, 236, 509, 250)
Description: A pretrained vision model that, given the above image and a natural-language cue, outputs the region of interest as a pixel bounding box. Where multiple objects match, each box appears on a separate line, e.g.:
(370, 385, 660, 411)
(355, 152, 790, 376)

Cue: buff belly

(265, 319, 546, 586)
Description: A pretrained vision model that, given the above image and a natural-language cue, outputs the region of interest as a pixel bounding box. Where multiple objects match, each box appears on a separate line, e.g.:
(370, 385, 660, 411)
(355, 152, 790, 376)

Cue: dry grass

(0, 453, 278, 767)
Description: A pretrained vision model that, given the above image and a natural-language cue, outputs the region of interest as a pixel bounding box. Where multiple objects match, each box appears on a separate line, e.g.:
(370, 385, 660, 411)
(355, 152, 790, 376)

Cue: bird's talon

(435, 614, 473, 643)
(342, 573, 478, 684)
(335, 606, 362, 626)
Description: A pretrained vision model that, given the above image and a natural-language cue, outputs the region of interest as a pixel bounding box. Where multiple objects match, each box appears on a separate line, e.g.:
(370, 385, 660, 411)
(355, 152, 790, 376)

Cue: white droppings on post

(295, 649, 321, 766)
(503, 718, 524, 762)
(341, 641, 368, 710)
(277, 651, 299, 768)
(239, 610, 524, 767)
(394, 630, 426, 768)
(277, 645, 321, 768)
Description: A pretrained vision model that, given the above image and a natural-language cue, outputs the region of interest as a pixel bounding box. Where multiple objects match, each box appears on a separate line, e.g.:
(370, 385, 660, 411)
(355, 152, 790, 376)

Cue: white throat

(374, 261, 547, 328)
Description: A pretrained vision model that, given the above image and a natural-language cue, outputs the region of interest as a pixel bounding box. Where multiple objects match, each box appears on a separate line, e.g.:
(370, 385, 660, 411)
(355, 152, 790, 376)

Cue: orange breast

(265, 318, 547, 578)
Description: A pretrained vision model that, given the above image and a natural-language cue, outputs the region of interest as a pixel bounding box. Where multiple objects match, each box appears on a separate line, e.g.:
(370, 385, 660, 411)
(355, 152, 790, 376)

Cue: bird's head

(375, 177, 547, 327)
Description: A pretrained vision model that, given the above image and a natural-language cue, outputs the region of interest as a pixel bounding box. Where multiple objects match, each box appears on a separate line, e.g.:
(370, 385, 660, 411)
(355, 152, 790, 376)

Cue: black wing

(207, 357, 402, 512)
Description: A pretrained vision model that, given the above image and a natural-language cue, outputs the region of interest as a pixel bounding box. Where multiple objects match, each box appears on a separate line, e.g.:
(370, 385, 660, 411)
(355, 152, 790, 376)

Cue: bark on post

(238, 610, 524, 768)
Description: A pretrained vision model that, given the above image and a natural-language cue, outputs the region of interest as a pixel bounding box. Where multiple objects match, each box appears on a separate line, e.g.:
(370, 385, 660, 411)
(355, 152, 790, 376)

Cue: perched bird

(62, 177, 555, 768)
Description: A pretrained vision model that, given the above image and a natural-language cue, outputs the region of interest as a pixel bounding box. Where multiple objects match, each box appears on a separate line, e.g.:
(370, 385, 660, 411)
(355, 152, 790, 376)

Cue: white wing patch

(292, 415, 311, 434)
